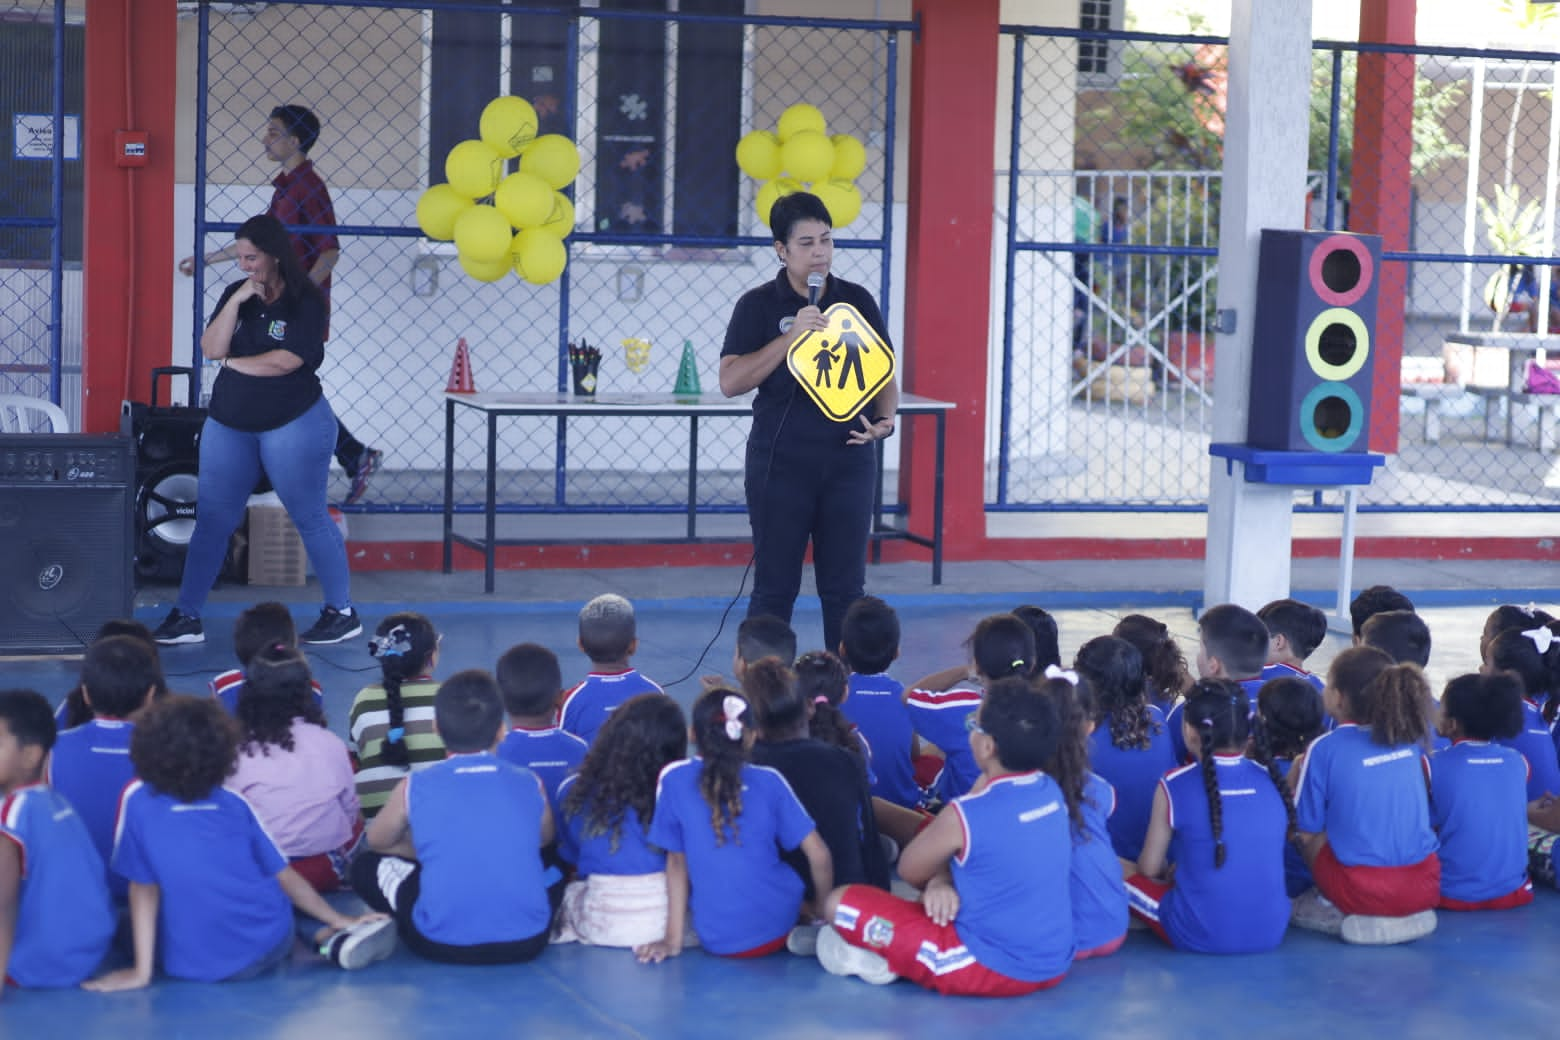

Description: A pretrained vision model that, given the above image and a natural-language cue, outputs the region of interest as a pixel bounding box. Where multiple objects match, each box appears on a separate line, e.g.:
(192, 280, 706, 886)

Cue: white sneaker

(324, 917, 398, 970)
(1341, 910, 1437, 946)
(816, 925, 896, 985)
(786, 923, 823, 957)
(1289, 888, 1344, 937)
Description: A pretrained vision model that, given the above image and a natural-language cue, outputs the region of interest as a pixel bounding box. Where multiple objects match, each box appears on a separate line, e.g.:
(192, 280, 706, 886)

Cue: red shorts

(913, 753, 944, 791)
(1074, 932, 1127, 960)
(1123, 875, 1174, 947)
(1312, 843, 1440, 917)
(831, 885, 1065, 997)
(723, 934, 788, 959)
(1438, 879, 1534, 912)
(289, 819, 365, 893)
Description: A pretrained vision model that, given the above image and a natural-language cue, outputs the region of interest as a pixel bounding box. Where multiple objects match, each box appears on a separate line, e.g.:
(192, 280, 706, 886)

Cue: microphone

(807, 272, 824, 308)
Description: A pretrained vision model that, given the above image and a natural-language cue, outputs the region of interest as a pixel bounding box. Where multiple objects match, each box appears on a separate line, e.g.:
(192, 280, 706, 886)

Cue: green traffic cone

(674, 339, 701, 396)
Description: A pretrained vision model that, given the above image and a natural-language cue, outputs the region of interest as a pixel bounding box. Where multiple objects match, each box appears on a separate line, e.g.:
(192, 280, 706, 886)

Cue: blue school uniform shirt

(1071, 772, 1128, 953)
(555, 773, 666, 877)
(496, 725, 588, 816)
(558, 669, 664, 746)
(1428, 740, 1530, 904)
(1260, 661, 1325, 693)
(905, 683, 983, 800)
(947, 772, 1074, 982)
(1293, 724, 1437, 868)
(1496, 699, 1560, 801)
(1088, 707, 1177, 861)
(111, 781, 292, 982)
(46, 718, 135, 900)
(1158, 756, 1290, 954)
(1167, 678, 1265, 764)
(406, 752, 552, 946)
(0, 785, 115, 988)
(1272, 758, 1314, 897)
(843, 672, 921, 808)
(211, 668, 324, 716)
(647, 759, 815, 955)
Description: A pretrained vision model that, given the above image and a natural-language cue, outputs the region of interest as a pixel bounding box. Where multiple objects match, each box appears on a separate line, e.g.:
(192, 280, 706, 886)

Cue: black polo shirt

(206, 279, 326, 433)
(721, 270, 892, 446)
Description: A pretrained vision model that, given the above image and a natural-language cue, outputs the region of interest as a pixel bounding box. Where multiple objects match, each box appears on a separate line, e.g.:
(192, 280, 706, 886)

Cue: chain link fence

(187, 1, 906, 517)
(0, 1, 79, 427)
(996, 21, 1560, 513)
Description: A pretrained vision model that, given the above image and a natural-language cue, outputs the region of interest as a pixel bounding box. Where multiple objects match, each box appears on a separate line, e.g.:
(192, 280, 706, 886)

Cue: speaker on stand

(0, 436, 135, 654)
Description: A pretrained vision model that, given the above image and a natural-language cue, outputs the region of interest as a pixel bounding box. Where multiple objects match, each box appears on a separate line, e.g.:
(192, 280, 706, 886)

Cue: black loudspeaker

(122, 367, 204, 585)
(0, 436, 134, 654)
(1247, 230, 1383, 453)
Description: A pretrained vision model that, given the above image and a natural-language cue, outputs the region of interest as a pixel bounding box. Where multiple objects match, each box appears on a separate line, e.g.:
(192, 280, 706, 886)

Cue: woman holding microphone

(153, 214, 360, 647)
(720, 192, 898, 653)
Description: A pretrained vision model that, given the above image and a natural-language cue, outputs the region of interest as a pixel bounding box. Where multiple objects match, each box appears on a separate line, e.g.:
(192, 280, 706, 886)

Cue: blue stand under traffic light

(1209, 443, 1386, 633)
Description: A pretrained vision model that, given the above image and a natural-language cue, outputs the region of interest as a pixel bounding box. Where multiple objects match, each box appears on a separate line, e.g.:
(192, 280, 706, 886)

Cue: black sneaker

(152, 608, 204, 646)
(300, 606, 363, 644)
(344, 448, 382, 506)
(322, 917, 397, 970)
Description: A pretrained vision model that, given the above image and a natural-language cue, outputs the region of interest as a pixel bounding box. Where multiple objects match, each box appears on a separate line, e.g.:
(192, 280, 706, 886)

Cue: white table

(441, 391, 955, 593)
(1444, 331, 1560, 449)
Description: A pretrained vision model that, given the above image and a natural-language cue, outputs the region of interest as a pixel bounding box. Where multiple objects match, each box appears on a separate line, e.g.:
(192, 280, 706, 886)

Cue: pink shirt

(230, 719, 359, 858)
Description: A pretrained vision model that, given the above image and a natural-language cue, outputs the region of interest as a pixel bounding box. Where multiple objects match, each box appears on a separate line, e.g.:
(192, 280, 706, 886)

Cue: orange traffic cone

(446, 337, 475, 393)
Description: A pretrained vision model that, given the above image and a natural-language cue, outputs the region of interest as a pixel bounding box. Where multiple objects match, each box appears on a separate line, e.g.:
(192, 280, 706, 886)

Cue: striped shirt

(348, 678, 445, 817)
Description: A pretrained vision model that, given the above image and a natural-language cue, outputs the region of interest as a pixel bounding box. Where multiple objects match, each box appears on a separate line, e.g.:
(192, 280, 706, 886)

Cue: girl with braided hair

(639, 687, 832, 962)
(1124, 679, 1291, 954)
(348, 612, 444, 818)
(1250, 676, 1326, 897)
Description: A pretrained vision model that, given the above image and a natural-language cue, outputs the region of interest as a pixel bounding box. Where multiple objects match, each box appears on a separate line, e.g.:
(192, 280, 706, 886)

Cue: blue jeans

(177, 395, 351, 616)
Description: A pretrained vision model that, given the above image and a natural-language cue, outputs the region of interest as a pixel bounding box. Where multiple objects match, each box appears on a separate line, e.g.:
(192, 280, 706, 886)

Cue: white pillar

(1203, 0, 1315, 611)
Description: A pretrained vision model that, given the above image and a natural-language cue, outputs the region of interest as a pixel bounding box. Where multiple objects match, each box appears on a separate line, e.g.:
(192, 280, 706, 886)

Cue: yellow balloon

(513, 229, 568, 285)
(520, 134, 582, 190)
(777, 103, 826, 142)
(736, 130, 782, 181)
(452, 204, 514, 263)
(415, 184, 473, 241)
(755, 177, 803, 226)
(780, 130, 834, 184)
(815, 179, 862, 227)
(445, 139, 505, 199)
(494, 171, 555, 228)
(536, 192, 576, 238)
(458, 250, 512, 283)
(830, 134, 867, 181)
(479, 96, 539, 159)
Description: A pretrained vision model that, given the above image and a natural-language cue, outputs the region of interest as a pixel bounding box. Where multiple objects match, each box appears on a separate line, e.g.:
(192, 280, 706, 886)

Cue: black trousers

(334, 420, 366, 473)
(744, 434, 876, 653)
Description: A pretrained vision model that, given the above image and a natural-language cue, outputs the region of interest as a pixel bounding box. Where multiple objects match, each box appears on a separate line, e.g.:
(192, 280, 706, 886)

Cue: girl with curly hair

(553, 694, 688, 948)
(231, 646, 362, 892)
(638, 687, 832, 963)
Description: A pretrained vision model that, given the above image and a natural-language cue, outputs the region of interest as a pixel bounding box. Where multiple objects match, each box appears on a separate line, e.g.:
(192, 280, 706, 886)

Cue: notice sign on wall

(14, 114, 80, 160)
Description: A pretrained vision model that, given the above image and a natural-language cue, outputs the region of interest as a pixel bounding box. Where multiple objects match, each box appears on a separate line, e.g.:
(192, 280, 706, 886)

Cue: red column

(82, 0, 178, 432)
(901, 0, 1001, 558)
(1351, 0, 1416, 453)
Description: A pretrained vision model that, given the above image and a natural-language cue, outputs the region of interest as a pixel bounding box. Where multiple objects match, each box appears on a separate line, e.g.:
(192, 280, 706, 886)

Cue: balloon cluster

(737, 103, 866, 229)
(415, 96, 581, 285)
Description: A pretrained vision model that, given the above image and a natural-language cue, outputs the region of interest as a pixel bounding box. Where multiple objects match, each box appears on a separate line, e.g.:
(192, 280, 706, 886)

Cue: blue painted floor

(5, 577, 1559, 1036)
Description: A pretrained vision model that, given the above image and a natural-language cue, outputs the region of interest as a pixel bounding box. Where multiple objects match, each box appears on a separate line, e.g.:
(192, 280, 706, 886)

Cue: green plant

(1478, 183, 1547, 330)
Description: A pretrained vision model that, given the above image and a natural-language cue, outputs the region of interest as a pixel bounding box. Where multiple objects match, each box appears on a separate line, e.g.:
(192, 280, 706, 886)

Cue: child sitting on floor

(637, 687, 832, 963)
(817, 678, 1075, 995)
(907, 614, 1035, 801)
(1014, 604, 1063, 675)
(838, 596, 921, 809)
(350, 612, 445, 818)
(1257, 598, 1328, 692)
(1291, 647, 1440, 945)
(231, 647, 362, 892)
(1112, 614, 1194, 711)
(1361, 610, 1432, 669)
(559, 594, 664, 747)
(211, 602, 323, 715)
(1482, 620, 1560, 802)
(54, 619, 165, 730)
(1250, 676, 1327, 897)
(1429, 672, 1533, 910)
(1349, 585, 1416, 644)
(352, 670, 558, 965)
(0, 689, 115, 991)
(794, 650, 871, 773)
(47, 634, 161, 902)
(1074, 635, 1175, 861)
(1171, 604, 1270, 762)
(85, 696, 394, 990)
(496, 642, 588, 817)
(555, 694, 688, 948)
(1036, 668, 1127, 961)
(1126, 680, 1293, 955)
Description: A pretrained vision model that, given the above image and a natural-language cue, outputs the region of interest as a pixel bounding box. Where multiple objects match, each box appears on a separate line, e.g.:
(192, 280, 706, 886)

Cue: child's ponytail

(1248, 696, 1301, 840)
(794, 651, 861, 763)
(1182, 679, 1250, 869)
(1361, 663, 1434, 747)
(1036, 669, 1092, 833)
(691, 687, 752, 847)
(369, 612, 438, 768)
(1074, 635, 1156, 750)
(970, 614, 1036, 684)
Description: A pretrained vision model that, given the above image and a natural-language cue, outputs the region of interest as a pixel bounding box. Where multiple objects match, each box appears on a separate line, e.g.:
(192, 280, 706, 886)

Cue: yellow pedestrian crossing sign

(786, 303, 896, 422)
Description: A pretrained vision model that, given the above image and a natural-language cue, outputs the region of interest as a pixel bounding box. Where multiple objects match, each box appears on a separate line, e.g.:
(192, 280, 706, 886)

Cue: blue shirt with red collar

(496, 724, 588, 816)
(557, 669, 664, 747)
(1089, 706, 1177, 861)
(46, 718, 135, 901)
(842, 671, 921, 807)
(1496, 699, 1560, 801)
(905, 683, 984, 800)
(1428, 739, 1531, 904)
(1293, 723, 1437, 868)
(1071, 772, 1127, 953)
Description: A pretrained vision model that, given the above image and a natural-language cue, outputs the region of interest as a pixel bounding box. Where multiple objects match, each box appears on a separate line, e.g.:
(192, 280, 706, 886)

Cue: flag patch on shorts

(915, 940, 975, 975)
(833, 903, 861, 931)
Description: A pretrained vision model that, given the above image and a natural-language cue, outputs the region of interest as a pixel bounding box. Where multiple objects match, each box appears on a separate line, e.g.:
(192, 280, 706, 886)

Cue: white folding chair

(0, 394, 71, 433)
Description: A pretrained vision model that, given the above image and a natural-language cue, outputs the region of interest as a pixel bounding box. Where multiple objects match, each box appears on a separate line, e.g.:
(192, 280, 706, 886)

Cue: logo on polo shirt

(268, 320, 287, 340)
(779, 316, 795, 334)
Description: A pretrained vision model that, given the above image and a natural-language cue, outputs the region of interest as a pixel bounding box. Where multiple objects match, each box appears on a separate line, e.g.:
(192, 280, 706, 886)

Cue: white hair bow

(722, 695, 746, 741)
(1044, 665, 1079, 686)
(1523, 626, 1556, 655)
